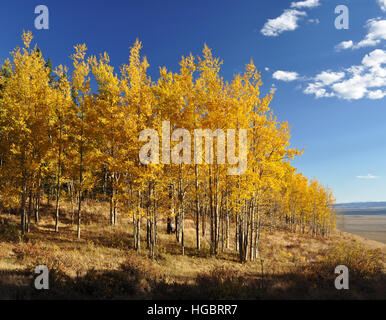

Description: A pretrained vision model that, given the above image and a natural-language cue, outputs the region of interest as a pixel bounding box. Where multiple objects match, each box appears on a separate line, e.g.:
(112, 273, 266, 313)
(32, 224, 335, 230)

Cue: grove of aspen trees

(0, 31, 336, 262)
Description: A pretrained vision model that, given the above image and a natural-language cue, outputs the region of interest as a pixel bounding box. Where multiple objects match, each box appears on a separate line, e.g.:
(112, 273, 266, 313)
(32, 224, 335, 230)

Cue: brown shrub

(195, 266, 255, 299)
(309, 240, 384, 280)
(120, 254, 158, 279)
(13, 241, 67, 275)
(0, 221, 21, 242)
(73, 269, 150, 299)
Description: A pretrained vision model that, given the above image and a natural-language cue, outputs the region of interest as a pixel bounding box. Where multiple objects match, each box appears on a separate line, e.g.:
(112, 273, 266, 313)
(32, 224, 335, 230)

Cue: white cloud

(304, 49, 386, 100)
(337, 19, 386, 50)
(335, 40, 353, 51)
(315, 71, 345, 85)
(265, 67, 270, 71)
(291, 0, 320, 9)
(356, 174, 380, 179)
(261, 9, 307, 36)
(303, 71, 345, 98)
(362, 48, 386, 67)
(272, 70, 299, 81)
(261, 0, 321, 37)
(304, 83, 334, 98)
(377, 0, 386, 11)
(331, 76, 368, 100)
(308, 18, 320, 24)
(368, 89, 386, 99)
(355, 19, 386, 48)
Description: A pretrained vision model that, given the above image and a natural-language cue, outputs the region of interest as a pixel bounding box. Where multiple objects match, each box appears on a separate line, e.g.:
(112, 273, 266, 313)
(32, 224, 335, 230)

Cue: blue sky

(1, 0, 386, 203)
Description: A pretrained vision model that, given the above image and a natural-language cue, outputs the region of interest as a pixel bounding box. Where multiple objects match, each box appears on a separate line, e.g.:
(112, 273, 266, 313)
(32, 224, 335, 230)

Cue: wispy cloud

(377, 0, 386, 12)
(335, 40, 354, 51)
(308, 18, 320, 24)
(261, 9, 307, 37)
(272, 70, 299, 81)
(335, 18, 386, 51)
(314, 71, 345, 85)
(304, 49, 386, 100)
(291, 0, 320, 9)
(303, 71, 345, 98)
(356, 174, 380, 179)
(260, 0, 320, 37)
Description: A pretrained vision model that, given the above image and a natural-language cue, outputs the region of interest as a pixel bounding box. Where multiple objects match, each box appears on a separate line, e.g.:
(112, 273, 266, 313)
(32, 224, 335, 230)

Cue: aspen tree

(0, 31, 54, 235)
(50, 65, 73, 232)
(0, 33, 337, 258)
(70, 44, 91, 239)
(90, 52, 126, 226)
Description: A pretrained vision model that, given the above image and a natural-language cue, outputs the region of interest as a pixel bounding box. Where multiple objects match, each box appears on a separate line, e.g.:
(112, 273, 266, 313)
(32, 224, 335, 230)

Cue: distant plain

(335, 203, 386, 244)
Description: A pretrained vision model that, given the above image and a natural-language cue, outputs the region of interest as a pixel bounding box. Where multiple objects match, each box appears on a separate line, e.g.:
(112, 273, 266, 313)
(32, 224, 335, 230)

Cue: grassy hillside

(0, 200, 385, 300)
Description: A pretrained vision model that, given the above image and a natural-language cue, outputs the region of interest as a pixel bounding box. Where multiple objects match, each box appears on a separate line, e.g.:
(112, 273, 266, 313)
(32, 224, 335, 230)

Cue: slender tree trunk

(20, 168, 27, 237)
(195, 164, 200, 250)
(209, 165, 215, 255)
(167, 217, 172, 234)
(134, 190, 141, 251)
(175, 213, 179, 242)
(202, 205, 206, 237)
(133, 213, 137, 249)
(34, 168, 41, 224)
(113, 198, 117, 225)
(147, 220, 151, 249)
(255, 207, 261, 259)
(181, 206, 185, 255)
(77, 118, 85, 240)
(238, 215, 244, 262)
(109, 175, 117, 226)
(68, 181, 74, 225)
(243, 205, 249, 262)
(153, 187, 158, 246)
(154, 215, 158, 245)
(215, 187, 219, 253)
(235, 214, 239, 251)
(55, 131, 62, 232)
(46, 186, 50, 206)
(226, 200, 230, 250)
(34, 194, 39, 224)
(77, 190, 82, 239)
(27, 190, 32, 233)
(148, 183, 154, 259)
(136, 216, 141, 250)
(220, 208, 224, 252)
(167, 184, 173, 234)
(178, 165, 185, 255)
(109, 187, 114, 226)
(249, 203, 255, 261)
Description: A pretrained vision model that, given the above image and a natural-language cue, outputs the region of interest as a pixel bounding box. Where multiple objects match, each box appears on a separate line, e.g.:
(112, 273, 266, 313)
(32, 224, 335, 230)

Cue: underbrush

(153, 241, 385, 300)
(43, 254, 156, 299)
(1, 219, 385, 300)
(152, 266, 264, 300)
(13, 241, 63, 270)
(314, 240, 384, 279)
(0, 221, 21, 242)
(289, 240, 386, 299)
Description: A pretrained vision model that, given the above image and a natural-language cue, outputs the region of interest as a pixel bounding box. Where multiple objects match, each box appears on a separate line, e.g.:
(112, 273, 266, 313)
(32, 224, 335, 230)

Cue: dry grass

(0, 200, 385, 299)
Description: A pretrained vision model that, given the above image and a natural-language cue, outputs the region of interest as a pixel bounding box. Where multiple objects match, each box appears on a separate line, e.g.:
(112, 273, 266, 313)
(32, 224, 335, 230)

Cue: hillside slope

(1, 201, 385, 300)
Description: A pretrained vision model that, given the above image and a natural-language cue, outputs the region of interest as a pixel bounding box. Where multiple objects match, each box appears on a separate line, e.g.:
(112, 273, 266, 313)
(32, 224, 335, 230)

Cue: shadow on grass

(1, 264, 384, 300)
